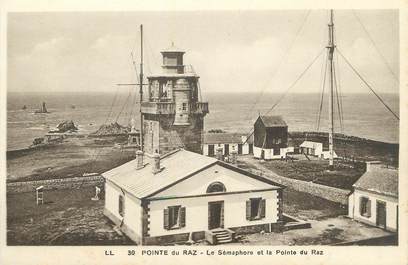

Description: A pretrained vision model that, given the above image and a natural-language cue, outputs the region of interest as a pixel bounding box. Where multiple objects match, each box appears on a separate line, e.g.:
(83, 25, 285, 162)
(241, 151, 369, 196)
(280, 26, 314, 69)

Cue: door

(376, 200, 387, 229)
(238, 144, 243, 155)
(208, 201, 224, 230)
(224, 144, 229, 156)
(261, 150, 265, 159)
(208, 144, 215, 156)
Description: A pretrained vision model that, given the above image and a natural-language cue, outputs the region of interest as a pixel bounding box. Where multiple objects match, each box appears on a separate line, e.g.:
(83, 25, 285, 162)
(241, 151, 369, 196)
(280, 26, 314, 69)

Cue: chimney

(230, 149, 237, 164)
(216, 147, 224, 161)
(152, 153, 161, 174)
(136, 150, 144, 169)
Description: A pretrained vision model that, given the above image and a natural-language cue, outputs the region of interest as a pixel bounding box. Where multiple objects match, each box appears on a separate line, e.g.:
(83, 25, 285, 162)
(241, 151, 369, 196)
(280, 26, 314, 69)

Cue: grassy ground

(7, 186, 134, 245)
(7, 137, 135, 182)
(238, 157, 365, 190)
(282, 188, 347, 220)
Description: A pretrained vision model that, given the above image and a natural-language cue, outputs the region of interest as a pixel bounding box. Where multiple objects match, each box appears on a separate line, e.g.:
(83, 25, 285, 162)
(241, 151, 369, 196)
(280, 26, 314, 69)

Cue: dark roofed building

(348, 162, 398, 232)
(253, 115, 290, 160)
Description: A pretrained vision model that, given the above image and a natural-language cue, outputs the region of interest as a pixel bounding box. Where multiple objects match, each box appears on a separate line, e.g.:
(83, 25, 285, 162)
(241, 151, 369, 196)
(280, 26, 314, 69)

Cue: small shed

(300, 141, 337, 159)
(203, 133, 253, 156)
(300, 141, 323, 156)
(348, 162, 398, 232)
(253, 115, 289, 160)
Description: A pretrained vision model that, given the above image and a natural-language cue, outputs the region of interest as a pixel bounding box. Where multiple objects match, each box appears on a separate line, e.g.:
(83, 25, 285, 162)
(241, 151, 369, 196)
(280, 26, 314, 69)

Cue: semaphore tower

(141, 43, 209, 155)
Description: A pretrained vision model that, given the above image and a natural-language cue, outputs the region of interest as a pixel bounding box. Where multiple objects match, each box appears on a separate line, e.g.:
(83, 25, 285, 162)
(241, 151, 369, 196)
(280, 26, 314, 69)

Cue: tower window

(182, 103, 187, 111)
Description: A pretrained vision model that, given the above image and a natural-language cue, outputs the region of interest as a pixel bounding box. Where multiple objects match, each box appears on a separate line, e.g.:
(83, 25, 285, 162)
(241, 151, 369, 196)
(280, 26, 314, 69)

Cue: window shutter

(366, 199, 371, 217)
(180, 207, 186, 228)
(260, 199, 266, 218)
(246, 200, 251, 220)
(359, 197, 364, 215)
(163, 208, 169, 230)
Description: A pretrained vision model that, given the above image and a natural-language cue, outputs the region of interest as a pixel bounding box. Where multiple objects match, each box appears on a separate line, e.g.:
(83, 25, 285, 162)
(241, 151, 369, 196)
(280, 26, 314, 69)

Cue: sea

(6, 92, 399, 151)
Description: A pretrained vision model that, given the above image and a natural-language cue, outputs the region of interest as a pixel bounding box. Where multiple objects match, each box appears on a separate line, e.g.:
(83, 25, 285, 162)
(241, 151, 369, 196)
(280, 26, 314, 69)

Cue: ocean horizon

(6, 91, 399, 151)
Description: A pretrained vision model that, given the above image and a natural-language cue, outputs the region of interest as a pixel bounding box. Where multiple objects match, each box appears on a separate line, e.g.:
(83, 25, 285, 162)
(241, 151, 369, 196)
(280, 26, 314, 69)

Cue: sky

(7, 10, 399, 94)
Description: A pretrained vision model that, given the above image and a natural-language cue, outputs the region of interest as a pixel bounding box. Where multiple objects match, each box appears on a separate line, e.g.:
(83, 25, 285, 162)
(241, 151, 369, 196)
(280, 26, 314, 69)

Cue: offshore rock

(54, 120, 79, 133)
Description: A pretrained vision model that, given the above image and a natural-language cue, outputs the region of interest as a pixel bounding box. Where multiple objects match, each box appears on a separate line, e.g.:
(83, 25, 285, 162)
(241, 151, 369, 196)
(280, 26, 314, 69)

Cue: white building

(348, 162, 398, 232)
(102, 149, 284, 245)
(203, 133, 253, 157)
(299, 141, 337, 159)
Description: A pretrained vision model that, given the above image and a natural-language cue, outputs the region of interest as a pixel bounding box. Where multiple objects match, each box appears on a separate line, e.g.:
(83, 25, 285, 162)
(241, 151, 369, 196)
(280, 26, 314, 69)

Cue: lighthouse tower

(141, 43, 209, 155)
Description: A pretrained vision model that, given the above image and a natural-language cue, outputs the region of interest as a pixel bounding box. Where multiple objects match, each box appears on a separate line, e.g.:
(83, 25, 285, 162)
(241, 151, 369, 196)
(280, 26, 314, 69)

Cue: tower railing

(141, 101, 209, 115)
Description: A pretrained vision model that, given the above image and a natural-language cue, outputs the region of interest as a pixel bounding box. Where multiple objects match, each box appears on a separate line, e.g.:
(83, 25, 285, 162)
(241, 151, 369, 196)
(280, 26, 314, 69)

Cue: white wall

(253, 146, 288, 160)
(254, 146, 262, 158)
(242, 143, 250, 155)
(349, 189, 398, 231)
(123, 193, 143, 240)
(203, 144, 209, 156)
(148, 190, 279, 237)
(203, 143, 245, 156)
(105, 181, 123, 221)
(153, 164, 273, 198)
(105, 180, 143, 240)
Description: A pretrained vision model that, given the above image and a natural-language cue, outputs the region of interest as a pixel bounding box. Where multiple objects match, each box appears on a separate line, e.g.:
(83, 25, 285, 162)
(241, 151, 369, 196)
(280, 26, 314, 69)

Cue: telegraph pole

(327, 10, 335, 170)
(139, 24, 144, 151)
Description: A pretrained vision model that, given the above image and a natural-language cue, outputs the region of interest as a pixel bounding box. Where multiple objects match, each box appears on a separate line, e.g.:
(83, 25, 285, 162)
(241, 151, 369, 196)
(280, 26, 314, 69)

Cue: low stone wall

(7, 175, 104, 194)
(248, 168, 350, 205)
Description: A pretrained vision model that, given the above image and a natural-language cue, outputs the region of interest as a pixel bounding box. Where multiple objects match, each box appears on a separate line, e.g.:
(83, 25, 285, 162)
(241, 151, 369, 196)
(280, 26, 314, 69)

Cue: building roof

(161, 43, 185, 53)
(300, 141, 323, 149)
(353, 166, 398, 198)
(258, 115, 287, 127)
(103, 149, 282, 199)
(102, 149, 217, 199)
(204, 133, 253, 144)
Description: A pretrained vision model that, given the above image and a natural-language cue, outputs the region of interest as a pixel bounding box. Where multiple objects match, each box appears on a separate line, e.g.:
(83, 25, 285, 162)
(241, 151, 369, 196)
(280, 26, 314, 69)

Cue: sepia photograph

(3, 7, 402, 251)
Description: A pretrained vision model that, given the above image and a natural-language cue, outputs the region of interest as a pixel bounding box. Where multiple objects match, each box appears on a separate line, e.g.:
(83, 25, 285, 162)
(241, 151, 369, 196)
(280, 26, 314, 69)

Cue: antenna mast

(327, 10, 335, 170)
(139, 24, 144, 151)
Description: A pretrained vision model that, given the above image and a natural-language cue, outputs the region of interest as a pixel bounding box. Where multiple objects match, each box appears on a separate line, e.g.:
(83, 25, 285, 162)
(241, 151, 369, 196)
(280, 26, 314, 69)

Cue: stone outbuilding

(348, 162, 398, 232)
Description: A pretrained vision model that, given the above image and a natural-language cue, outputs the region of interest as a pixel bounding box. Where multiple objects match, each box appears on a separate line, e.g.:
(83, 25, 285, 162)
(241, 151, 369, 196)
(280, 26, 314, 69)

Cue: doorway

(208, 201, 224, 230)
(376, 200, 387, 229)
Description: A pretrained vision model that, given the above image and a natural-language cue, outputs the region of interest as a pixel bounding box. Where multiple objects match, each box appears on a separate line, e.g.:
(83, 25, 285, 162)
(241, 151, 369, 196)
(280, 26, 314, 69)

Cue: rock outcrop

(91, 122, 129, 136)
(53, 120, 78, 133)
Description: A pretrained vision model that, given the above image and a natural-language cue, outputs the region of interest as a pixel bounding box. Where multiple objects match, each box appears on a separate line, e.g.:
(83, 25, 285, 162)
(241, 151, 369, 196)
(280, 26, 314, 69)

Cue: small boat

(71, 105, 76, 109)
(34, 102, 50, 114)
(22, 105, 27, 110)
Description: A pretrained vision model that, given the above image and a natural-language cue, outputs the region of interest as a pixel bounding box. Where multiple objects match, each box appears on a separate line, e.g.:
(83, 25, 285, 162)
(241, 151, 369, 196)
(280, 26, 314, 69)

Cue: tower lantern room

(141, 43, 209, 155)
(161, 42, 185, 74)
